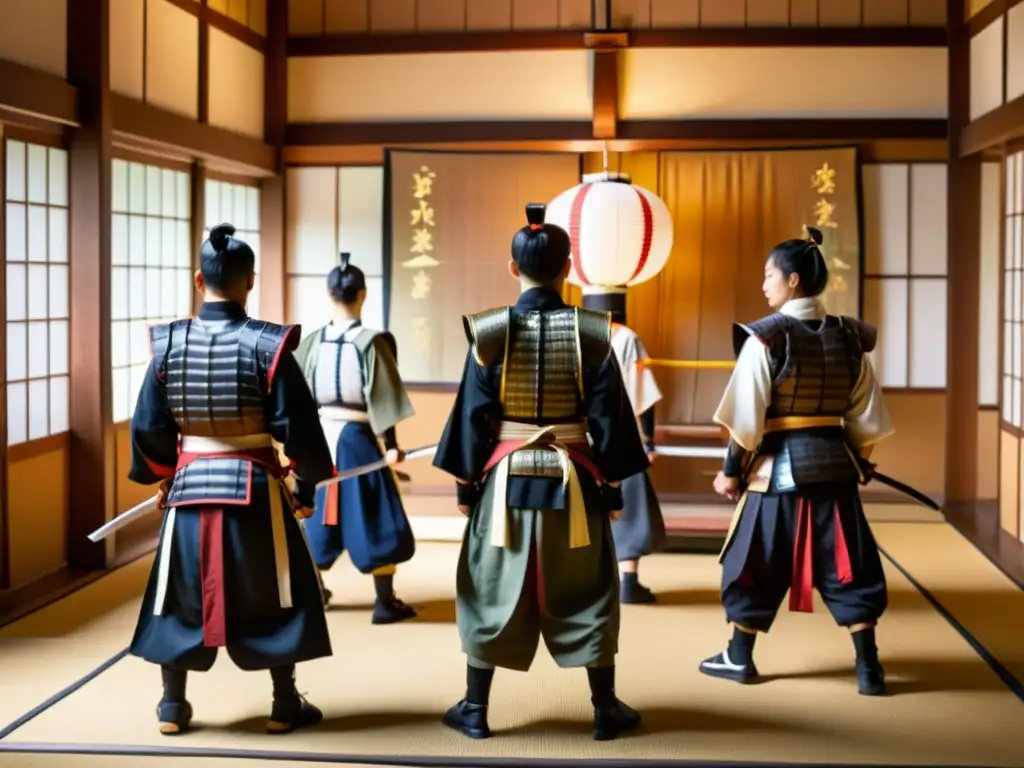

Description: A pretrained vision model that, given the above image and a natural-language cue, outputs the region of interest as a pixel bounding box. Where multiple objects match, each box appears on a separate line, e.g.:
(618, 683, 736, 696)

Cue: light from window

(111, 159, 192, 423)
(204, 179, 261, 318)
(4, 140, 70, 446)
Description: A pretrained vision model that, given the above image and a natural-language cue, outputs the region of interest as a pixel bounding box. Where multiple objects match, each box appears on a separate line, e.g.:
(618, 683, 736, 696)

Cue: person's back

(126, 224, 335, 737)
(434, 204, 649, 742)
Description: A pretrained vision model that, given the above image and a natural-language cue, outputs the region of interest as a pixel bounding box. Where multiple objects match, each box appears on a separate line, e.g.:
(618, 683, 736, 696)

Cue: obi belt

(482, 421, 605, 550)
(152, 433, 303, 648)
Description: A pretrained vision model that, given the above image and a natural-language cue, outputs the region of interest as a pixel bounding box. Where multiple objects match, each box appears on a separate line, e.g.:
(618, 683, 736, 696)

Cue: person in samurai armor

(582, 300, 665, 604)
(293, 254, 417, 625)
(433, 203, 651, 741)
(126, 223, 335, 735)
(700, 226, 894, 697)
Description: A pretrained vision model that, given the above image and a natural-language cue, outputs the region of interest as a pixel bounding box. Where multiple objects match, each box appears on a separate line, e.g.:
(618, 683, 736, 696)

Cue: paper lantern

(545, 171, 674, 293)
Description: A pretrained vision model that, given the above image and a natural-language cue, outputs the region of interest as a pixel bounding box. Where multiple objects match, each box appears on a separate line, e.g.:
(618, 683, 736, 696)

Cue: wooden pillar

(190, 161, 207, 315)
(946, 0, 983, 504)
(261, 0, 287, 324)
(66, 0, 115, 569)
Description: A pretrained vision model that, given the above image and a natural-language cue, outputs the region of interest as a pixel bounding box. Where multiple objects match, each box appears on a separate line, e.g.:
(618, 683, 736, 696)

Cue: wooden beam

(66, 0, 115, 571)
(0, 56, 78, 126)
(286, 27, 946, 57)
(284, 139, 948, 167)
(967, 0, 1024, 37)
(946, 0, 981, 504)
(960, 93, 1024, 156)
(162, 0, 265, 53)
(261, 0, 287, 324)
(591, 50, 619, 140)
(189, 161, 207, 315)
(286, 118, 946, 147)
(111, 95, 276, 175)
(198, 3, 209, 125)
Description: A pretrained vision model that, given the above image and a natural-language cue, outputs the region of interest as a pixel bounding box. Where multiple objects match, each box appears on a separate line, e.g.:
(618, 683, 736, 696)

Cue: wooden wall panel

(818, 0, 862, 26)
(909, 0, 946, 25)
(980, 161, 1001, 407)
(864, 0, 909, 25)
(325, 0, 368, 33)
(289, 0, 323, 35)
(208, 28, 266, 138)
(746, 0, 791, 26)
(699, 0, 745, 26)
(969, 16, 1005, 122)
(0, 0, 67, 79)
(371, 0, 417, 32)
(418, 0, 466, 31)
(1000, 428, 1020, 534)
(145, 0, 200, 120)
(287, 51, 592, 122)
(467, 0, 514, 29)
(613, 0, 650, 27)
(7, 446, 68, 588)
(977, 409, 998, 499)
(969, 0, 999, 17)
(110, 0, 145, 100)
(619, 48, 947, 120)
(1008, 6, 1024, 104)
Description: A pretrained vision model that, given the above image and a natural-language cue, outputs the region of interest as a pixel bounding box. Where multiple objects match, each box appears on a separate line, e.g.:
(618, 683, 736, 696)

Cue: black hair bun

(525, 203, 546, 227)
(209, 223, 236, 252)
(806, 226, 824, 247)
(339, 251, 350, 272)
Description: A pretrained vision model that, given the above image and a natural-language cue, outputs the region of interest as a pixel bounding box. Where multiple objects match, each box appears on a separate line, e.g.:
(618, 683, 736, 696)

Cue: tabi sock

(728, 627, 757, 666)
(160, 667, 187, 703)
(373, 573, 395, 601)
(466, 664, 494, 706)
(852, 626, 880, 666)
(270, 664, 298, 700)
(586, 665, 616, 707)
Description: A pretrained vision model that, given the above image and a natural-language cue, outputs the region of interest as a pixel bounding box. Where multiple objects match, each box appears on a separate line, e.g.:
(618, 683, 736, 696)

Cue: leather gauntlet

(722, 438, 752, 479)
(601, 483, 624, 512)
(456, 480, 481, 507)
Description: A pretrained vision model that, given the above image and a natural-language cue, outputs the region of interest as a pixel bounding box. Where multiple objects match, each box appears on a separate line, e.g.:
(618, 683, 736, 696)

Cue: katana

(315, 444, 438, 490)
(654, 445, 728, 460)
(88, 495, 160, 543)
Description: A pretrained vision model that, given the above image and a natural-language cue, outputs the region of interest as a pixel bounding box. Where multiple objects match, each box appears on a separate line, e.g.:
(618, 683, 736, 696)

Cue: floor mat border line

(877, 545, 1024, 704)
(0, 741, 991, 768)
(0, 648, 131, 742)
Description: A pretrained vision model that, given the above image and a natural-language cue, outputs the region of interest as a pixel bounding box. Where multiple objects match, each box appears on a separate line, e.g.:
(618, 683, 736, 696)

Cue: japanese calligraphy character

(411, 270, 432, 300)
(813, 198, 839, 229)
(411, 227, 433, 254)
(410, 199, 435, 227)
(413, 166, 436, 200)
(811, 163, 836, 195)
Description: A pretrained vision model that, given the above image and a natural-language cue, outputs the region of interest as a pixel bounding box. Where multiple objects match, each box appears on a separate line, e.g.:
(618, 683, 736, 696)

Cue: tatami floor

(1, 503, 1023, 768)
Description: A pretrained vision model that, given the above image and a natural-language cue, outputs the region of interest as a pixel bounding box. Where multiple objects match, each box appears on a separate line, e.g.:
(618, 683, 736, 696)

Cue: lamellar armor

(149, 316, 298, 506)
(463, 305, 611, 480)
(732, 312, 877, 491)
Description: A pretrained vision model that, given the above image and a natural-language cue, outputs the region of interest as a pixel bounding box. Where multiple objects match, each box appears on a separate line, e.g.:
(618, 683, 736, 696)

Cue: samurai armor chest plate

(502, 308, 582, 421)
(155, 317, 291, 506)
(163, 317, 269, 437)
(313, 326, 367, 410)
(761, 318, 863, 491)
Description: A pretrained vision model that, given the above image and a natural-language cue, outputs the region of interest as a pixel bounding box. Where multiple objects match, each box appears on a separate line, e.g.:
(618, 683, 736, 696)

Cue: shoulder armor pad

(732, 313, 791, 357)
(351, 327, 398, 361)
(839, 316, 878, 353)
(245, 320, 301, 384)
(148, 319, 188, 371)
(463, 307, 510, 367)
(577, 307, 613, 369)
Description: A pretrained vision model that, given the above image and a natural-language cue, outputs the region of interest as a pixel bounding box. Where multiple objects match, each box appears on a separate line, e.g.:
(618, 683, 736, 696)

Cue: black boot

(619, 572, 656, 604)
(443, 664, 493, 739)
(852, 626, 886, 696)
(587, 665, 641, 741)
(371, 573, 417, 624)
(699, 626, 759, 683)
(156, 667, 192, 735)
(266, 665, 323, 734)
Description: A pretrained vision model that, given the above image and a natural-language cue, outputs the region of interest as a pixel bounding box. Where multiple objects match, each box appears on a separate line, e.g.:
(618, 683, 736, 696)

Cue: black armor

(734, 312, 876, 492)
(150, 316, 297, 505)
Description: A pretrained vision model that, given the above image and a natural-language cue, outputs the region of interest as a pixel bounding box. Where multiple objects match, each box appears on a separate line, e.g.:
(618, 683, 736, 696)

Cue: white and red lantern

(545, 171, 674, 294)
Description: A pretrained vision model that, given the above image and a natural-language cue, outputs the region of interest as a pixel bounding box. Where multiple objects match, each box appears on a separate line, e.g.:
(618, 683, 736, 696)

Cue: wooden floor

(0, 503, 1022, 767)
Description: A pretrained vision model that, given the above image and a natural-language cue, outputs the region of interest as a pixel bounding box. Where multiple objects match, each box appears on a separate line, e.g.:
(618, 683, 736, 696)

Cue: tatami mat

(873, 521, 1024, 687)
(1, 515, 1023, 767)
(0, 556, 154, 728)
